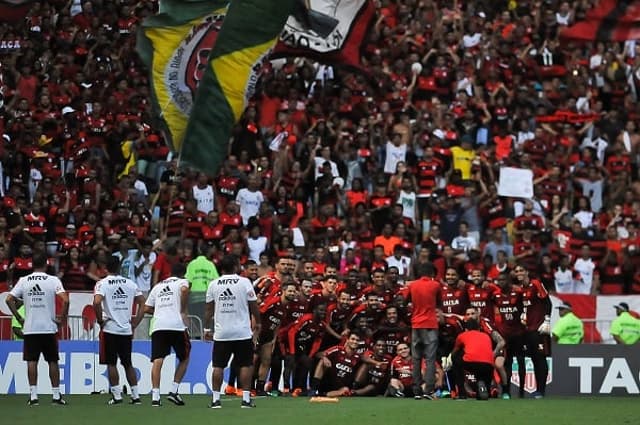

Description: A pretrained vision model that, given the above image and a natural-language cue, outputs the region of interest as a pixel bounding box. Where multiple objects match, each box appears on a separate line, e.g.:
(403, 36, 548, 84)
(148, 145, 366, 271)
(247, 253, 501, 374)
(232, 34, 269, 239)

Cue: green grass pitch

(2, 395, 638, 425)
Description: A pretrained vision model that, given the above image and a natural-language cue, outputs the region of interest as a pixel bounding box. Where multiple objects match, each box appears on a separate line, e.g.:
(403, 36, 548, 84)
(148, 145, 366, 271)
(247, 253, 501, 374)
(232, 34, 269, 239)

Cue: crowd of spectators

(1, 0, 640, 302)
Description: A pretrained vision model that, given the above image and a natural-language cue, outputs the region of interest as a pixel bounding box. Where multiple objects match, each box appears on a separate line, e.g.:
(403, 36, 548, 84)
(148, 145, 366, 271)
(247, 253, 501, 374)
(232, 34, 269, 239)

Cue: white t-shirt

(451, 235, 478, 252)
(385, 255, 411, 281)
(134, 251, 157, 292)
(235, 188, 264, 225)
(192, 184, 215, 214)
(397, 190, 417, 224)
(10, 272, 65, 335)
(206, 273, 257, 341)
(94, 275, 142, 335)
(384, 142, 407, 174)
(553, 268, 575, 294)
(247, 236, 268, 263)
(313, 157, 340, 180)
(146, 277, 190, 332)
(573, 258, 596, 294)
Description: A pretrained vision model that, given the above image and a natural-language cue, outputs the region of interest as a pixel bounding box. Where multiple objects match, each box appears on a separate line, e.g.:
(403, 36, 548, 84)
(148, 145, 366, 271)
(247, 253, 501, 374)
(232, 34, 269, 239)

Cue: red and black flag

(0, 0, 34, 24)
(561, 0, 640, 42)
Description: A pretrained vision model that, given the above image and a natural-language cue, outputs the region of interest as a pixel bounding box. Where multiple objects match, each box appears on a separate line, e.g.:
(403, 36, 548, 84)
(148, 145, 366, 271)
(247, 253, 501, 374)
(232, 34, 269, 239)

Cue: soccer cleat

(532, 391, 544, 399)
(440, 390, 451, 399)
(291, 388, 302, 397)
(130, 398, 142, 405)
(422, 392, 437, 400)
(167, 392, 185, 406)
(255, 389, 269, 397)
(52, 397, 67, 406)
(477, 381, 489, 401)
(209, 400, 222, 409)
(225, 386, 237, 396)
(268, 390, 282, 397)
(281, 388, 292, 397)
(107, 397, 123, 405)
(28, 398, 39, 406)
(501, 393, 511, 400)
(241, 400, 256, 408)
(151, 400, 162, 407)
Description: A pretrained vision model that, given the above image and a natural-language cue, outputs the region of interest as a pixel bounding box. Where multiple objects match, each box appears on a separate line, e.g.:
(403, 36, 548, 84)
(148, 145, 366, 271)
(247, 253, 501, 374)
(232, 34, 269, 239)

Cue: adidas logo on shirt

(27, 283, 45, 297)
(112, 286, 128, 299)
(218, 287, 236, 301)
(160, 285, 173, 297)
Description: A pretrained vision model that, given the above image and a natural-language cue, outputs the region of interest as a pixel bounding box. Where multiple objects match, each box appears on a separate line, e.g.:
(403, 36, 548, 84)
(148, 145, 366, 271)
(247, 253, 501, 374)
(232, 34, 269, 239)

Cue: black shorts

(212, 339, 254, 368)
(151, 330, 191, 361)
(504, 334, 525, 358)
(524, 331, 551, 357)
(23, 334, 59, 362)
(100, 331, 133, 367)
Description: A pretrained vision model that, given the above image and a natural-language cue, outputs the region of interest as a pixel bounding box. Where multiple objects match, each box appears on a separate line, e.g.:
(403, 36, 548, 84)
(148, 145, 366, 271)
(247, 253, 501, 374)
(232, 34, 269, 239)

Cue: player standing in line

(205, 255, 261, 409)
(93, 255, 146, 405)
(516, 265, 551, 398)
(6, 253, 69, 406)
(145, 263, 191, 407)
(492, 272, 526, 399)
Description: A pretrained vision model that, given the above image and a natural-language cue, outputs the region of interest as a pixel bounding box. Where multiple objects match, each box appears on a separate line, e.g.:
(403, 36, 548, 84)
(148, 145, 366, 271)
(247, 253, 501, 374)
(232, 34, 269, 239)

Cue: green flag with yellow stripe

(182, 0, 296, 174)
(136, 0, 229, 152)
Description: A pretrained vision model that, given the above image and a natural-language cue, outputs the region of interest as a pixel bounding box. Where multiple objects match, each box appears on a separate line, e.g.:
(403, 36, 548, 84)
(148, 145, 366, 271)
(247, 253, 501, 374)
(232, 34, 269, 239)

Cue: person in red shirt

(516, 265, 551, 398)
(492, 271, 526, 399)
(352, 339, 392, 396)
(404, 263, 441, 399)
(309, 333, 363, 397)
(450, 318, 495, 400)
(282, 303, 327, 395)
(388, 340, 422, 397)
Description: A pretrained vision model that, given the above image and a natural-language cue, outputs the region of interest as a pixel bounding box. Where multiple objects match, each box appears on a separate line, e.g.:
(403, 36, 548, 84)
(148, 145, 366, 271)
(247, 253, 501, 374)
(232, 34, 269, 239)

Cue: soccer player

(352, 339, 392, 396)
(387, 342, 419, 398)
(374, 306, 410, 357)
(145, 263, 191, 407)
(310, 333, 363, 397)
(93, 255, 146, 405)
(205, 255, 261, 409)
(324, 290, 355, 348)
(516, 265, 551, 398)
(254, 281, 297, 395)
(492, 272, 525, 399)
(466, 269, 498, 323)
(440, 267, 469, 316)
(450, 318, 495, 400)
(283, 303, 327, 394)
(254, 255, 296, 301)
(6, 252, 69, 406)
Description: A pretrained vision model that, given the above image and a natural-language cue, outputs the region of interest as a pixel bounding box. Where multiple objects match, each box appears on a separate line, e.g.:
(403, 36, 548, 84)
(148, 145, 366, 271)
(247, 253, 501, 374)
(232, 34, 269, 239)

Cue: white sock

(171, 382, 180, 394)
(152, 388, 160, 402)
(131, 385, 139, 399)
(30, 385, 37, 400)
(243, 390, 251, 403)
(212, 390, 220, 403)
(52, 387, 61, 400)
(111, 385, 122, 400)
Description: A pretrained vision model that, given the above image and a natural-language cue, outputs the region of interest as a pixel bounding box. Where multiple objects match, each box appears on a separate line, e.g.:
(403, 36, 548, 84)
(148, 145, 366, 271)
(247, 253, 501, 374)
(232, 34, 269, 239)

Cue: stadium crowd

(1, 0, 640, 400)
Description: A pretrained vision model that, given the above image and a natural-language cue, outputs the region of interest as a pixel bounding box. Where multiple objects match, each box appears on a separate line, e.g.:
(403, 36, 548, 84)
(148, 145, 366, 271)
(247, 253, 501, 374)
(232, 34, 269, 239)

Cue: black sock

(257, 380, 265, 391)
(310, 377, 320, 391)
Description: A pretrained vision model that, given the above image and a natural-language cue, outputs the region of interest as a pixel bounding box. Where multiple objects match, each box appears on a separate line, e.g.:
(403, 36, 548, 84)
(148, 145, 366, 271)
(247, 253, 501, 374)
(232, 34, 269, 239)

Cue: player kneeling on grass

(450, 318, 494, 400)
(93, 255, 146, 405)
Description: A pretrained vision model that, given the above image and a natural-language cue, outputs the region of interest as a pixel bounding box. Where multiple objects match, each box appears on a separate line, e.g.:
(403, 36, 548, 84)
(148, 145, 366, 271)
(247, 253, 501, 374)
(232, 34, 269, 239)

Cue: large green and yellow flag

(136, 0, 228, 152)
(182, 0, 296, 174)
